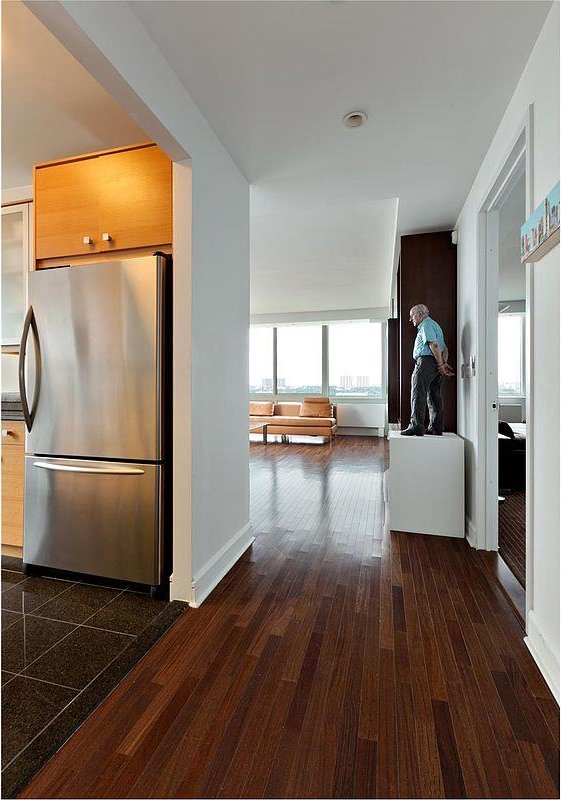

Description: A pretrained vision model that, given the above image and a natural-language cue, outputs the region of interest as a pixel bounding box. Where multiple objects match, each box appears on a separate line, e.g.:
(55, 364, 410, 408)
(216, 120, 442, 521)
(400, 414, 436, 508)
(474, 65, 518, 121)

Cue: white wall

(336, 403, 386, 436)
(455, 4, 559, 698)
(1, 357, 19, 394)
(27, 0, 251, 606)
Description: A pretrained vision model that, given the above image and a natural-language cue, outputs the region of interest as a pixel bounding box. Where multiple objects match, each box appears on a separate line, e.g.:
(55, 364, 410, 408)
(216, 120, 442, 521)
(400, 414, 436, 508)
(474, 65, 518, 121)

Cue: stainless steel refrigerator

(21, 254, 169, 589)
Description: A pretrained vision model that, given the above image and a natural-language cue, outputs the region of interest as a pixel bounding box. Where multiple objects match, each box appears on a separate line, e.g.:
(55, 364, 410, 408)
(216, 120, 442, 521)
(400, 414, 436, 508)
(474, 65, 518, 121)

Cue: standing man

(401, 303, 454, 436)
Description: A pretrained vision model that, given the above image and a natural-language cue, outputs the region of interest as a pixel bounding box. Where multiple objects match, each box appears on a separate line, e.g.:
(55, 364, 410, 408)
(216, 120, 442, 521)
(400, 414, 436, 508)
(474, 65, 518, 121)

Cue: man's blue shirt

(413, 316, 446, 359)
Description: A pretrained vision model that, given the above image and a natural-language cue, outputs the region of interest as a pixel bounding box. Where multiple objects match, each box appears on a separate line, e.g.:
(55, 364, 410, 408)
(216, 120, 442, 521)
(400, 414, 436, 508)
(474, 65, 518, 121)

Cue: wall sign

(521, 181, 559, 263)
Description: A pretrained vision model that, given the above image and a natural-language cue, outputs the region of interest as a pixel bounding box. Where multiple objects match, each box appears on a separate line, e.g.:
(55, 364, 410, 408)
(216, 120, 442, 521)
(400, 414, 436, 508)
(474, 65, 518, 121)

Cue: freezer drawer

(24, 456, 163, 585)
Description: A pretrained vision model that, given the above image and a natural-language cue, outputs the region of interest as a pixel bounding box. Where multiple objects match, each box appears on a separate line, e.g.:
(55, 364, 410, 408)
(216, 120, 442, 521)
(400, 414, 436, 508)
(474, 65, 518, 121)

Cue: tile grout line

(1, 563, 172, 775)
(1, 670, 80, 693)
(23, 613, 137, 638)
(2, 646, 129, 773)
(2, 579, 79, 617)
(5, 588, 133, 682)
(1, 602, 177, 774)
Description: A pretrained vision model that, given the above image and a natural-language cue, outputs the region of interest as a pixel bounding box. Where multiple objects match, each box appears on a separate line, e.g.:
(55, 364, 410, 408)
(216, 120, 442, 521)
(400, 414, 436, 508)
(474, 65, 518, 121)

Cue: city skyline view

(249, 321, 383, 396)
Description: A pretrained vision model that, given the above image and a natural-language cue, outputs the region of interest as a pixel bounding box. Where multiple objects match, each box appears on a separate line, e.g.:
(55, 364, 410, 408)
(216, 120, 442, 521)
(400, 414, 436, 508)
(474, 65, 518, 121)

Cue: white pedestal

(386, 431, 464, 538)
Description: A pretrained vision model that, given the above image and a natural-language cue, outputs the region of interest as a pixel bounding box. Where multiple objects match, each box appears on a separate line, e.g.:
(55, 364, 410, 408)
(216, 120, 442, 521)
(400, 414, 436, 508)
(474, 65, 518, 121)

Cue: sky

(250, 321, 382, 388)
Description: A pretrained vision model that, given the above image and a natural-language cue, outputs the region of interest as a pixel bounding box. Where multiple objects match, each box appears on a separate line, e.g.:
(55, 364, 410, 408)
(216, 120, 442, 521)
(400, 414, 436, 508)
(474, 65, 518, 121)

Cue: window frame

(249, 321, 387, 403)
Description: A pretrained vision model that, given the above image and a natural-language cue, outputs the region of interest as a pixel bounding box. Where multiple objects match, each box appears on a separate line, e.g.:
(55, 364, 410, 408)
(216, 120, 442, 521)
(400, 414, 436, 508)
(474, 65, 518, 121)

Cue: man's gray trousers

(410, 355, 443, 434)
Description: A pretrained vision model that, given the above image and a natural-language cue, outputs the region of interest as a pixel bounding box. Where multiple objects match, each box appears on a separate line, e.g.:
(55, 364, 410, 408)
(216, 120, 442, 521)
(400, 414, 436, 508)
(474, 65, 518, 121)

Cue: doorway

(480, 115, 534, 621)
(497, 171, 527, 590)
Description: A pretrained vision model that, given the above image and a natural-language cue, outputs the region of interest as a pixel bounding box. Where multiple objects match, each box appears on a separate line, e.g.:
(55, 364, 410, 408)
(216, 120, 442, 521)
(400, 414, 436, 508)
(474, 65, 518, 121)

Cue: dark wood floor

(499, 489, 526, 588)
(20, 437, 558, 799)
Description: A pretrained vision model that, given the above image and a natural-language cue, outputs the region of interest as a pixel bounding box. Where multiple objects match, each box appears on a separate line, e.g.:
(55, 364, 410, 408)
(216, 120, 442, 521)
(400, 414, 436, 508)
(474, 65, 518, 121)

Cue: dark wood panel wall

(399, 232, 457, 432)
(387, 318, 400, 423)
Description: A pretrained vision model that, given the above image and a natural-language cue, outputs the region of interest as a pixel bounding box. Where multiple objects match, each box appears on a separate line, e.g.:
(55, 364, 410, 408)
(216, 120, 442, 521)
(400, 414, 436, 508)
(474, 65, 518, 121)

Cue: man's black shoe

(426, 429, 443, 436)
(400, 427, 424, 436)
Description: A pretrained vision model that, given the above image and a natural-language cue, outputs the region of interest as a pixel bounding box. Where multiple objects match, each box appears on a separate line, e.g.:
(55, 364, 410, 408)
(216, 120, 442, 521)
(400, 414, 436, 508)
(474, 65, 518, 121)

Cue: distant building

(277, 378, 286, 388)
(356, 375, 370, 388)
(261, 378, 273, 391)
(340, 375, 353, 389)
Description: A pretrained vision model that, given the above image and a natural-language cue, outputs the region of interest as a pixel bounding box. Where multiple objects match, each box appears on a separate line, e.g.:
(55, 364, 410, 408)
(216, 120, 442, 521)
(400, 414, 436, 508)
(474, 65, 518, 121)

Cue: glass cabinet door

(2, 203, 29, 346)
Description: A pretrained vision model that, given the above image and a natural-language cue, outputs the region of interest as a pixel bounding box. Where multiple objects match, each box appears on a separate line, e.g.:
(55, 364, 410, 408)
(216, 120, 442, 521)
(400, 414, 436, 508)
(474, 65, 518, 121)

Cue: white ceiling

(251, 198, 398, 314)
(1, 0, 145, 190)
(128, 0, 551, 315)
(3, 1, 551, 316)
(499, 171, 526, 303)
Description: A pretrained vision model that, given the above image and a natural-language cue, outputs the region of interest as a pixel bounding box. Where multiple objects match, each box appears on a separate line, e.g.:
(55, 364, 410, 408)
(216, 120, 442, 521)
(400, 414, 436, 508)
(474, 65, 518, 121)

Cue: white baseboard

(169, 573, 191, 603)
(525, 610, 560, 703)
(465, 515, 477, 548)
(190, 522, 254, 607)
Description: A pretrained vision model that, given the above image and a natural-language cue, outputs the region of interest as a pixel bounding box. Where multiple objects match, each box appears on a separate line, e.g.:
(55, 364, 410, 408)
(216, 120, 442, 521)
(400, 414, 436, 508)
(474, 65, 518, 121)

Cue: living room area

(249, 319, 386, 448)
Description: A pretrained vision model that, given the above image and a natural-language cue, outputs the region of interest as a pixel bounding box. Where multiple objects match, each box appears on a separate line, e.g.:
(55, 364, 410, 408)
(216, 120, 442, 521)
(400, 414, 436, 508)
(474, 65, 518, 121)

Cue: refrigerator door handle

(33, 463, 146, 475)
(19, 305, 42, 432)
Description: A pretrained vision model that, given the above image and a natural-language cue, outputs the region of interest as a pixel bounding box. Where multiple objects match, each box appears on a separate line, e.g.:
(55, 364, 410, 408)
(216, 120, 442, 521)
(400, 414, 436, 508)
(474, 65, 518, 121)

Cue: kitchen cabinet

(1, 420, 25, 550)
(98, 146, 172, 252)
(34, 143, 172, 267)
(2, 203, 31, 346)
(34, 158, 100, 260)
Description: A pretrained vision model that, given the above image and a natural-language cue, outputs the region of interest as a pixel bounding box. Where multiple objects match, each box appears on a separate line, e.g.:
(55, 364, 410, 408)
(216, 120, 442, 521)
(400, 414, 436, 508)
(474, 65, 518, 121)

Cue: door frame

(477, 105, 534, 625)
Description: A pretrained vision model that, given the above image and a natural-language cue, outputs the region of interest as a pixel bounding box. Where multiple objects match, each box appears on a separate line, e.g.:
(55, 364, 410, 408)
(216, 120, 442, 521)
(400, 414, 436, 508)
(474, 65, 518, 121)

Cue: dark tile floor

(1, 557, 187, 797)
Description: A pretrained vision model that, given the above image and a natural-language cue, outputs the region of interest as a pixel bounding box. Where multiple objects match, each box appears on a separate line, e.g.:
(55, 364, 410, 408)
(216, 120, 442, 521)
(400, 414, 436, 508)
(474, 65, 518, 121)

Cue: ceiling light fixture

(342, 110, 368, 128)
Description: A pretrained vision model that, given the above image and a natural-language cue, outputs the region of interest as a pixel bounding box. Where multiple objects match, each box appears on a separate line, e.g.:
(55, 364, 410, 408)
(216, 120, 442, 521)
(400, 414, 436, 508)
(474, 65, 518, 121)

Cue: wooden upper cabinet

(98, 146, 172, 252)
(35, 158, 100, 260)
(34, 144, 172, 267)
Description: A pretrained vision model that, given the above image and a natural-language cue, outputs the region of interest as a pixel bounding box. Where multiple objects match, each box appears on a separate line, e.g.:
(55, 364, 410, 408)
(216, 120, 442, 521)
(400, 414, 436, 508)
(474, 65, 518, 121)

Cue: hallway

(20, 437, 559, 799)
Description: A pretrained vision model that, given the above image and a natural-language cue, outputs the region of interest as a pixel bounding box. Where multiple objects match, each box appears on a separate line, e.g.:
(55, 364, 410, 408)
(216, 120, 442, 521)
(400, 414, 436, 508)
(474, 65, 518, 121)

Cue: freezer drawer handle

(33, 463, 145, 475)
(19, 306, 42, 433)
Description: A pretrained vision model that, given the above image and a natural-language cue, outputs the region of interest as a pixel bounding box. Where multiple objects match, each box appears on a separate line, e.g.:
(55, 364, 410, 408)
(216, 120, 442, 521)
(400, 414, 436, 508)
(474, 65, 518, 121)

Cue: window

(328, 322, 383, 397)
(276, 324, 322, 394)
(249, 326, 274, 393)
(248, 320, 386, 398)
(498, 314, 524, 396)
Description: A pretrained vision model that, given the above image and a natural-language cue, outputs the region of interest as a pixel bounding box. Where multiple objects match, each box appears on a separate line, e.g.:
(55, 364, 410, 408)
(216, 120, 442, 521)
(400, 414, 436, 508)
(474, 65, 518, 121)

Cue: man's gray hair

(410, 303, 429, 316)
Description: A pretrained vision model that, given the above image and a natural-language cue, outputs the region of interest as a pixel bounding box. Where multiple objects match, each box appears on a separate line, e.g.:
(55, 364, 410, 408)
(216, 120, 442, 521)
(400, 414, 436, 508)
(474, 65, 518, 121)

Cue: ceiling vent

(342, 111, 368, 128)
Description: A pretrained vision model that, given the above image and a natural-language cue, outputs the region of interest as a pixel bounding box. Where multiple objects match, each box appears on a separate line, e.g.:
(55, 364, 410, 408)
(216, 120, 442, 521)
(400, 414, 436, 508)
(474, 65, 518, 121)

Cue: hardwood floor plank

(432, 698, 467, 799)
(400, 535, 446, 797)
(196, 634, 283, 798)
(457, 662, 514, 799)
(500, 653, 559, 784)
(357, 561, 381, 742)
(264, 595, 332, 797)
(445, 679, 490, 798)
(517, 740, 560, 800)
(354, 738, 377, 799)
(18, 437, 558, 800)
(396, 680, 422, 798)
(284, 582, 348, 797)
(331, 572, 364, 798)
(376, 648, 399, 799)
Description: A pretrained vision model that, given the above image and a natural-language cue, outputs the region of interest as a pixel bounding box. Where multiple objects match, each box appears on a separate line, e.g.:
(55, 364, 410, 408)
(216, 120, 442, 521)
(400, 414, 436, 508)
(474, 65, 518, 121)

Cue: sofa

(250, 397, 338, 445)
(498, 420, 526, 491)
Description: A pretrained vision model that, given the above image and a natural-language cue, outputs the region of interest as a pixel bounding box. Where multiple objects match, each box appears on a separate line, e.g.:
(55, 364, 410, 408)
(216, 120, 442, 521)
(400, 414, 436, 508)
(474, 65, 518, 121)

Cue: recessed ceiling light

(343, 110, 368, 128)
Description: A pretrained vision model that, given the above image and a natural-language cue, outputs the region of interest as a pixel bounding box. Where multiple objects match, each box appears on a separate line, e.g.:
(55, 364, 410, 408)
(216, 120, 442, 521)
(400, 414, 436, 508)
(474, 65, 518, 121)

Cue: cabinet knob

(83, 236, 93, 245)
(102, 232, 112, 242)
